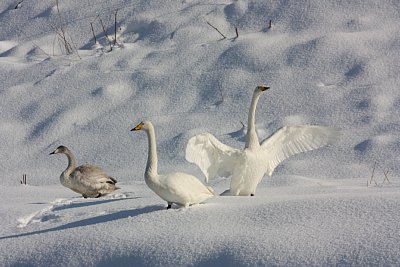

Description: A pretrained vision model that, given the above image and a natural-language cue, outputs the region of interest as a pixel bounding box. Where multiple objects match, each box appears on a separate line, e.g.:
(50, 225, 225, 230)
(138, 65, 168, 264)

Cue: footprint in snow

(16, 193, 129, 228)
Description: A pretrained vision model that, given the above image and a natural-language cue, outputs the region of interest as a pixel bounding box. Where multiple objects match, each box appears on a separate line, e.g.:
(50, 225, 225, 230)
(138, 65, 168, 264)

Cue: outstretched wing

(185, 133, 241, 182)
(261, 125, 339, 175)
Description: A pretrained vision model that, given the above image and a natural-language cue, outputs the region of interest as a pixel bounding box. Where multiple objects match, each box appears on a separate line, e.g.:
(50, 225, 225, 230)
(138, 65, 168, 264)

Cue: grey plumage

(50, 146, 119, 198)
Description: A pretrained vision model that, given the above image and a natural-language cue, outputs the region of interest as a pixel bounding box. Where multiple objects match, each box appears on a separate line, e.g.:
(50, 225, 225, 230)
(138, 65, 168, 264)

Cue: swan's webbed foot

(95, 193, 102, 198)
(167, 203, 172, 209)
(250, 193, 254, 196)
(82, 194, 88, 198)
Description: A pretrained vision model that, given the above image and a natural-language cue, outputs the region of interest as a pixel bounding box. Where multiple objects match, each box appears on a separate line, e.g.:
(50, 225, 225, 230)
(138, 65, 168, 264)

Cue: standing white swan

(185, 85, 339, 196)
(50, 146, 119, 198)
(131, 120, 215, 209)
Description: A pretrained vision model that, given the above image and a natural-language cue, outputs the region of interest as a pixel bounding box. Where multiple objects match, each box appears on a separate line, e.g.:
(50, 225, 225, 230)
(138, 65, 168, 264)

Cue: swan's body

(186, 85, 339, 196)
(131, 121, 215, 209)
(50, 146, 119, 198)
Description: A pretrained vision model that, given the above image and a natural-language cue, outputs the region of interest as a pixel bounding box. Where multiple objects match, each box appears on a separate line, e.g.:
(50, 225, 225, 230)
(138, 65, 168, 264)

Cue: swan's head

(255, 85, 270, 93)
(50, 145, 69, 155)
(131, 120, 152, 132)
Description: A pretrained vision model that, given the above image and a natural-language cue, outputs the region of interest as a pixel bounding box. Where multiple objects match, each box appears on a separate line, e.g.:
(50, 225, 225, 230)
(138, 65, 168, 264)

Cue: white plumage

(186, 85, 339, 196)
(50, 146, 119, 198)
(131, 120, 215, 209)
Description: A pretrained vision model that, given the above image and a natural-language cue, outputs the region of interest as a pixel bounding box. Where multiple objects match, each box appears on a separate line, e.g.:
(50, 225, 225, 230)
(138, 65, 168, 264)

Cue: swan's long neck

(145, 124, 158, 178)
(245, 91, 262, 149)
(63, 149, 77, 177)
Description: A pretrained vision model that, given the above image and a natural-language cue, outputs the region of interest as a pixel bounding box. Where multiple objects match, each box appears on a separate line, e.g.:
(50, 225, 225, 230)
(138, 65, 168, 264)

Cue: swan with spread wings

(186, 85, 339, 196)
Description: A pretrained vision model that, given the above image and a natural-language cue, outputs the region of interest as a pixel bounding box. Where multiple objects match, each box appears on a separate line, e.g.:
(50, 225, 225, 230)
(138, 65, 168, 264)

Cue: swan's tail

(108, 176, 118, 184)
(107, 176, 120, 190)
(219, 189, 231, 196)
(207, 186, 217, 196)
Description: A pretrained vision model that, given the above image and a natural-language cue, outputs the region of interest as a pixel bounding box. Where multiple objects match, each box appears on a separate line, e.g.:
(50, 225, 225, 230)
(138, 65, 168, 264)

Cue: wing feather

(72, 165, 117, 189)
(261, 125, 339, 175)
(185, 133, 241, 182)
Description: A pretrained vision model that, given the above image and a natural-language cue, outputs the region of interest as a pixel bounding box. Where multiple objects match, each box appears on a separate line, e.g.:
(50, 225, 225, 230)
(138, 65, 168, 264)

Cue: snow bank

(1, 0, 400, 266)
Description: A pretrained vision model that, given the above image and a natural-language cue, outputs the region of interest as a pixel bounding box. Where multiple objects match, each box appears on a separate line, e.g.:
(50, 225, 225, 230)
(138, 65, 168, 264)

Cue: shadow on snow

(0, 204, 164, 240)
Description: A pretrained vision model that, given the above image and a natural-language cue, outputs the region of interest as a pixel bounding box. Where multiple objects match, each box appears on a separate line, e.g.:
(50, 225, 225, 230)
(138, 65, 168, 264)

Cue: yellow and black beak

(131, 123, 143, 131)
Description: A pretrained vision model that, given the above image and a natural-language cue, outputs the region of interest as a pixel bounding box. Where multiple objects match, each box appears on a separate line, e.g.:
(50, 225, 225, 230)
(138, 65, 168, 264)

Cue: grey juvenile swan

(50, 146, 119, 198)
(186, 85, 339, 196)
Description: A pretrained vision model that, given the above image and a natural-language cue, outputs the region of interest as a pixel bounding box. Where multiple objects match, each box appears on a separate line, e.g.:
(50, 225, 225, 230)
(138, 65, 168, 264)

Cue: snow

(1, 0, 400, 266)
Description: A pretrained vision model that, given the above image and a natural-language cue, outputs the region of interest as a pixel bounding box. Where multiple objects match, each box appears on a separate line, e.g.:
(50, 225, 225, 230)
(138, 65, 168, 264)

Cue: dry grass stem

(217, 81, 224, 102)
(368, 162, 376, 186)
(114, 10, 118, 45)
(99, 16, 113, 51)
(20, 174, 27, 185)
(55, 0, 73, 54)
(206, 21, 226, 39)
(90, 22, 97, 44)
(383, 170, 390, 184)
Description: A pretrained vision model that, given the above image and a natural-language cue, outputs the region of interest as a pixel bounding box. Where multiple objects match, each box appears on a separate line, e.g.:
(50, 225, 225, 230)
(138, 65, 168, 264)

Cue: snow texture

(1, 0, 400, 266)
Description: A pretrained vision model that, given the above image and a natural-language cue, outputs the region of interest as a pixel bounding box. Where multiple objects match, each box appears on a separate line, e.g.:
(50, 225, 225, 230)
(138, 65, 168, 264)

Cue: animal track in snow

(17, 193, 129, 228)
(17, 198, 72, 228)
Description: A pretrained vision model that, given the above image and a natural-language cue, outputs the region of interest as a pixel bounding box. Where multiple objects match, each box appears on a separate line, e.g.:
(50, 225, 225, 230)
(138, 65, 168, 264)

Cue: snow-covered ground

(2, 180, 400, 266)
(1, 0, 399, 266)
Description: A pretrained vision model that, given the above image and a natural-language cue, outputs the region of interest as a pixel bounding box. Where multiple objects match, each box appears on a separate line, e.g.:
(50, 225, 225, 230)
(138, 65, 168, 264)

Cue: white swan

(50, 146, 119, 198)
(131, 120, 215, 209)
(186, 85, 339, 196)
